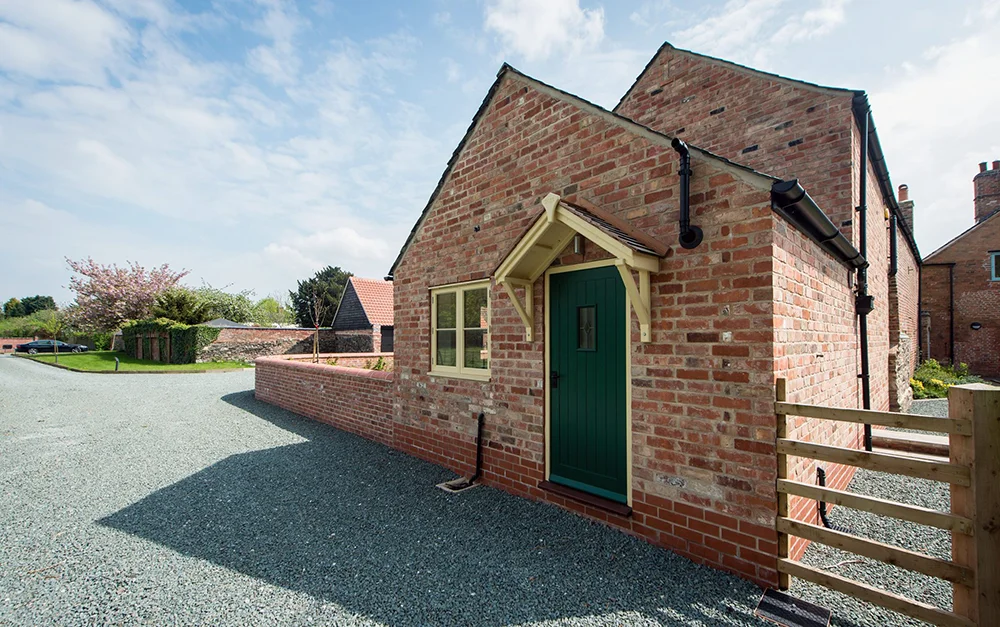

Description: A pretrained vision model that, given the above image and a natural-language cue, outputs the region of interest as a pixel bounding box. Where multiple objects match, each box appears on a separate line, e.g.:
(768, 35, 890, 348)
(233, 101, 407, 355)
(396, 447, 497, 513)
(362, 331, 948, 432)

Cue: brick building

(371, 43, 922, 587)
(920, 161, 1000, 379)
(331, 277, 394, 353)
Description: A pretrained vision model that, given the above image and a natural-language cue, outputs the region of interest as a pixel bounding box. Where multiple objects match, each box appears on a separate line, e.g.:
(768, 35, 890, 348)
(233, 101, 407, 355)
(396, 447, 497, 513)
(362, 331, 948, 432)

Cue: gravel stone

(0, 356, 766, 626)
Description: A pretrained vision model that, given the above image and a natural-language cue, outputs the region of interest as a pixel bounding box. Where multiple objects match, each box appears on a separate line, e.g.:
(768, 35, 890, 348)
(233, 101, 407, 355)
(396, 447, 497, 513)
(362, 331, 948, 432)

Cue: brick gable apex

(386, 64, 775, 277)
(923, 209, 1000, 263)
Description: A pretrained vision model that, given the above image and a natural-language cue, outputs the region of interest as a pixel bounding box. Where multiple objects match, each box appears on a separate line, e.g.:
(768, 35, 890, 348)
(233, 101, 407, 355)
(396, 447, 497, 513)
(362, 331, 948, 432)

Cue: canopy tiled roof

(349, 277, 394, 326)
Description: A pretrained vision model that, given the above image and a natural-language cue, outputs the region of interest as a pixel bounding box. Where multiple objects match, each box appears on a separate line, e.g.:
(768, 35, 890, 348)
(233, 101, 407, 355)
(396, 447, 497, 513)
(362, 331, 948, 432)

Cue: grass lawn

(25, 351, 251, 372)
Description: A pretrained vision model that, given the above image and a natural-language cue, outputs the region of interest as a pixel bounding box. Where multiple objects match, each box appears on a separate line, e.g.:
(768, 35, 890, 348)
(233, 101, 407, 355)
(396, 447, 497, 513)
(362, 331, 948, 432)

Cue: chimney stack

(974, 159, 1000, 223)
(897, 184, 914, 231)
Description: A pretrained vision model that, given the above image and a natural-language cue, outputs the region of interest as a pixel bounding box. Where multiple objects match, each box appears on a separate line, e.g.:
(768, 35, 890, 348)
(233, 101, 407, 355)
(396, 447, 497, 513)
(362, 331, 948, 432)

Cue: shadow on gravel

(99, 390, 763, 626)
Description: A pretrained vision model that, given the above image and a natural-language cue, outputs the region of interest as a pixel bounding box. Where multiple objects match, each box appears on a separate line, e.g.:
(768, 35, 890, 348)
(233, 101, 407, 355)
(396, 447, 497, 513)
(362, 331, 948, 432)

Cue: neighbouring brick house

(920, 161, 1000, 379)
(331, 277, 394, 353)
(258, 43, 921, 588)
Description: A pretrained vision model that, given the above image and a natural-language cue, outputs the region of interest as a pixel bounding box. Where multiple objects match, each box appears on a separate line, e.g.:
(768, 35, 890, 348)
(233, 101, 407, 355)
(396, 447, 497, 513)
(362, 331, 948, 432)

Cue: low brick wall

(0, 338, 34, 354)
(255, 356, 394, 445)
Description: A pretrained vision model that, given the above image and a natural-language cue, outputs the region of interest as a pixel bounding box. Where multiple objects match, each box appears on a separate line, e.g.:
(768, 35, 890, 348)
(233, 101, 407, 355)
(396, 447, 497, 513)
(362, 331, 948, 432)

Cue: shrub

(910, 359, 983, 399)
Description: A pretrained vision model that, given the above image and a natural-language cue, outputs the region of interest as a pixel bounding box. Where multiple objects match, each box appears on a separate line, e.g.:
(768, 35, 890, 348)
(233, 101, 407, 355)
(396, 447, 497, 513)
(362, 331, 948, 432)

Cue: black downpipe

(816, 467, 849, 533)
(949, 266, 955, 365)
(470, 411, 485, 483)
(856, 105, 874, 451)
(889, 213, 898, 278)
(671, 138, 703, 249)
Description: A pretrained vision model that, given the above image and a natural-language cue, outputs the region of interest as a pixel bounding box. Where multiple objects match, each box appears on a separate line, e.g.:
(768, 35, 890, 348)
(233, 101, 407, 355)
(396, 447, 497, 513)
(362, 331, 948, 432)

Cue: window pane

(464, 329, 488, 369)
(436, 330, 457, 366)
(463, 287, 488, 329)
(436, 292, 456, 329)
(578, 306, 596, 350)
(994, 253, 1000, 280)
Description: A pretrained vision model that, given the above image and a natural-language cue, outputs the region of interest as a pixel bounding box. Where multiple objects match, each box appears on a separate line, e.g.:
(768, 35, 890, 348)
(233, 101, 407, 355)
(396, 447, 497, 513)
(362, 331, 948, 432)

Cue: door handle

(550, 370, 560, 389)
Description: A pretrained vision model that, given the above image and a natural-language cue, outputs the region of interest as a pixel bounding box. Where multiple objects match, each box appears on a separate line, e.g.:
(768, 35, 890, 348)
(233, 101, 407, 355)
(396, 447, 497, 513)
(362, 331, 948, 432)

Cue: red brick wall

(0, 337, 35, 354)
(921, 215, 1000, 378)
(615, 46, 856, 228)
(393, 72, 783, 586)
(889, 226, 920, 411)
(255, 357, 394, 445)
(772, 220, 861, 558)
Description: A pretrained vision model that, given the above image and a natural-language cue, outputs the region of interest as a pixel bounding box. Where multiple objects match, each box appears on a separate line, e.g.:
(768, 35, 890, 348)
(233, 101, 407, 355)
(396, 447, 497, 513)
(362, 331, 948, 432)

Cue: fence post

(776, 377, 789, 590)
(949, 383, 1000, 625)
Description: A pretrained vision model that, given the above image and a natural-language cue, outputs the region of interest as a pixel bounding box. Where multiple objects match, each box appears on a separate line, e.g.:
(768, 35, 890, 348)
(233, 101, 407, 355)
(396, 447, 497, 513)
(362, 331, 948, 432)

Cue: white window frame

(991, 251, 1000, 282)
(429, 279, 491, 381)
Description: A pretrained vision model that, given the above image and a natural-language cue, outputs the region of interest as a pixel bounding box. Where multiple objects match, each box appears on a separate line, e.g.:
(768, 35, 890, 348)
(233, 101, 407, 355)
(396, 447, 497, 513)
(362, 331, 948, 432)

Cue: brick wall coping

(255, 354, 394, 381)
(275, 352, 393, 361)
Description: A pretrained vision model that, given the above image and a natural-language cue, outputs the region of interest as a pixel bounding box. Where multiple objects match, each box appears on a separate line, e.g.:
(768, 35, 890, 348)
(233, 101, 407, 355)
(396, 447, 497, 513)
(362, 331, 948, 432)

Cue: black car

(15, 340, 88, 354)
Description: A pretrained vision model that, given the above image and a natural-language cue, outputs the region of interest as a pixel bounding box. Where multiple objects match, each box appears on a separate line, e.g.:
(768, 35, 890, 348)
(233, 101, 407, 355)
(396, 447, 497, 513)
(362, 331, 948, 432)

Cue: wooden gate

(774, 379, 999, 627)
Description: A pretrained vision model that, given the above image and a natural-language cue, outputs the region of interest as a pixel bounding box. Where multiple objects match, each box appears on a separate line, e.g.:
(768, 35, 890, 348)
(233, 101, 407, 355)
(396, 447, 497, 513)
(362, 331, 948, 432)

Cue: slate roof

(201, 318, 249, 328)
(347, 277, 394, 326)
(561, 199, 669, 257)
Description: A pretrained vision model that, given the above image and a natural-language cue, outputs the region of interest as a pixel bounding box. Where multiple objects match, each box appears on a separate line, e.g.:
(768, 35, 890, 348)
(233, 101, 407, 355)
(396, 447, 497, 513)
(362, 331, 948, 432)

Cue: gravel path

(0, 356, 767, 626)
(795, 398, 954, 627)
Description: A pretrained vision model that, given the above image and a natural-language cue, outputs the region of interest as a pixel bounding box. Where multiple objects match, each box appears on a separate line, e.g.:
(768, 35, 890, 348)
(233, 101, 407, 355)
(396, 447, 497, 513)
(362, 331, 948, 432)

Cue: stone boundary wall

(197, 328, 337, 363)
(255, 356, 394, 445)
(0, 338, 35, 354)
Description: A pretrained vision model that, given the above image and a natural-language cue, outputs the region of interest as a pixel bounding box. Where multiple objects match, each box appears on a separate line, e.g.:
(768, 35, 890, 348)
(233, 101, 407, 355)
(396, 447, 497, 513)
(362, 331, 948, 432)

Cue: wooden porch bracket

(500, 279, 534, 341)
(615, 259, 652, 342)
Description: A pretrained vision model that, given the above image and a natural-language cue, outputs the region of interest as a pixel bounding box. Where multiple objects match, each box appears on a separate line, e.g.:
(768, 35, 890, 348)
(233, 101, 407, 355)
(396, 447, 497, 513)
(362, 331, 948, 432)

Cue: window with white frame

(991, 252, 1000, 281)
(430, 280, 490, 378)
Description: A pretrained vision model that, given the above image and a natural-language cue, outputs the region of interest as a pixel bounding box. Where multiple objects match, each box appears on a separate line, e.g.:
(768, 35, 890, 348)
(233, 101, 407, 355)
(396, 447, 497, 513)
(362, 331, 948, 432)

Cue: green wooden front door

(549, 265, 628, 503)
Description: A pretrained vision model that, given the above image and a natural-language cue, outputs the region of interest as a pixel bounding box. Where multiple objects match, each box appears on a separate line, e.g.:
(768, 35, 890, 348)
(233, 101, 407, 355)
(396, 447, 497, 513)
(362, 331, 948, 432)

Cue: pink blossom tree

(65, 258, 189, 331)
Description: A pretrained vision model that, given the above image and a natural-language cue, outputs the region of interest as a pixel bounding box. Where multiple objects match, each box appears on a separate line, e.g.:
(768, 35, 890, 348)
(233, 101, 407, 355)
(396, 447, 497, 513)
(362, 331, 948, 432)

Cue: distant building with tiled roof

(331, 277, 393, 352)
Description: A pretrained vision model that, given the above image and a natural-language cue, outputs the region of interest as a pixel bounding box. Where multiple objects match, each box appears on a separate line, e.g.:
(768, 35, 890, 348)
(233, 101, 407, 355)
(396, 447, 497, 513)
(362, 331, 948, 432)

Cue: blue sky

(2, 0, 999, 304)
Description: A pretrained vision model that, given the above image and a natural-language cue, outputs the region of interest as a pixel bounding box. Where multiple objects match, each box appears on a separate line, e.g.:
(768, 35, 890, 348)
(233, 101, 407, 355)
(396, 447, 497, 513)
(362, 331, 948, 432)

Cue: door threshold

(539, 481, 632, 517)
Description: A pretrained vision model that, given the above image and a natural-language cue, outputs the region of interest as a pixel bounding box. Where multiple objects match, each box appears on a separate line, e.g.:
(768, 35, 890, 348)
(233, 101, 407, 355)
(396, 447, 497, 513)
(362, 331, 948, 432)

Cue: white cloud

(484, 0, 605, 61)
(671, 0, 850, 69)
(246, 0, 303, 84)
(0, 0, 132, 85)
(0, 0, 448, 299)
(871, 11, 1000, 254)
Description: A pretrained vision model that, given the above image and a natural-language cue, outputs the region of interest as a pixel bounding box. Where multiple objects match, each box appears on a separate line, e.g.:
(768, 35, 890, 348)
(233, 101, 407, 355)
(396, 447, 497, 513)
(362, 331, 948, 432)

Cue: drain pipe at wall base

(441, 412, 486, 491)
(671, 138, 704, 250)
(816, 467, 850, 533)
(854, 98, 875, 451)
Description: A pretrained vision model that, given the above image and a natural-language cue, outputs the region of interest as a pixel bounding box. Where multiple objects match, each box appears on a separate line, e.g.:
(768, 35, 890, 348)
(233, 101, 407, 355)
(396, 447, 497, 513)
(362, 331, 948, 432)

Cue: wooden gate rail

(774, 378, 999, 627)
(778, 559, 975, 627)
(777, 479, 973, 534)
(775, 439, 971, 485)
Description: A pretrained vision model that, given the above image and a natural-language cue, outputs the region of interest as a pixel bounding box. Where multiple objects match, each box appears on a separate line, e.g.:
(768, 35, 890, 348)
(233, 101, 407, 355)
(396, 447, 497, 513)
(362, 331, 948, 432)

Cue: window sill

(539, 480, 632, 517)
(428, 369, 491, 382)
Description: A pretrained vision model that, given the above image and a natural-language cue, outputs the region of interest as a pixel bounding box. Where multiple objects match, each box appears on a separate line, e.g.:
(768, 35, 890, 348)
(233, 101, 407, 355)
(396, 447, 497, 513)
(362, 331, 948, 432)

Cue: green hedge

(121, 319, 221, 364)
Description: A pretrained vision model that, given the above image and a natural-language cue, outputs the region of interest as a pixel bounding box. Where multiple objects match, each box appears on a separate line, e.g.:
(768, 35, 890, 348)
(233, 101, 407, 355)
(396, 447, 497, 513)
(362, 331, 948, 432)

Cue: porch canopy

(494, 193, 669, 343)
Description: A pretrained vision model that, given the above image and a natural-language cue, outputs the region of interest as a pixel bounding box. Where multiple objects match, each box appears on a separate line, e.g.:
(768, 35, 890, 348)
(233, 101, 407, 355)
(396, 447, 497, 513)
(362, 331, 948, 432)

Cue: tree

(290, 266, 351, 328)
(194, 285, 255, 323)
(306, 287, 330, 363)
(21, 295, 57, 316)
(251, 296, 295, 327)
(3, 298, 25, 319)
(152, 288, 212, 325)
(66, 258, 188, 331)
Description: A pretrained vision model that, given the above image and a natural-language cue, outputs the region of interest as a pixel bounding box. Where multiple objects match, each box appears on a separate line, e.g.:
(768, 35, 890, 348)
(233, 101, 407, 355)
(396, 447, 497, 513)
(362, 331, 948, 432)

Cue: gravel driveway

(0, 356, 769, 626)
